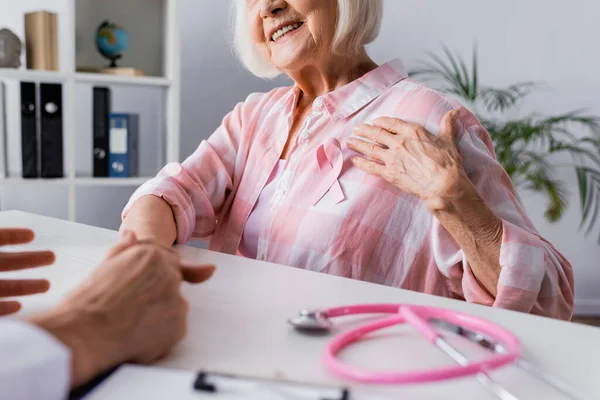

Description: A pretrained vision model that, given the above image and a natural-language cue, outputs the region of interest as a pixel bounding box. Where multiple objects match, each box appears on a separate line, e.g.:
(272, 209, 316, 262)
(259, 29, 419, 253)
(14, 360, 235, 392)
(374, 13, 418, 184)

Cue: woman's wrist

(428, 172, 504, 296)
(429, 174, 503, 247)
(120, 195, 177, 247)
(423, 169, 471, 212)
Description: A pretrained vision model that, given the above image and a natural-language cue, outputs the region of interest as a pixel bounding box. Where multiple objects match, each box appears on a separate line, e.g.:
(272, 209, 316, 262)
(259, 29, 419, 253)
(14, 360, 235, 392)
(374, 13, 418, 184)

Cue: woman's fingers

(372, 117, 436, 142)
(346, 137, 387, 162)
(352, 124, 394, 148)
(439, 109, 461, 144)
(0, 301, 21, 316)
(350, 157, 387, 179)
(0, 279, 50, 297)
(179, 264, 216, 284)
(0, 251, 55, 272)
(0, 228, 35, 246)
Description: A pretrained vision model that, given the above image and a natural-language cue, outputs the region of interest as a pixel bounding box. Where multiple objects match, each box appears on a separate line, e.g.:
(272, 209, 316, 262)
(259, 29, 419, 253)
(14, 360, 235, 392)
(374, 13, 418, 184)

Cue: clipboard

(73, 364, 350, 400)
(193, 371, 349, 399)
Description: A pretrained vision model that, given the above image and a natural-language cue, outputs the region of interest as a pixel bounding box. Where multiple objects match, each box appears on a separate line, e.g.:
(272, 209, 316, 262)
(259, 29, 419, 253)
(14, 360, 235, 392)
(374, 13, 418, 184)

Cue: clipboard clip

(194, 371, 350, 400)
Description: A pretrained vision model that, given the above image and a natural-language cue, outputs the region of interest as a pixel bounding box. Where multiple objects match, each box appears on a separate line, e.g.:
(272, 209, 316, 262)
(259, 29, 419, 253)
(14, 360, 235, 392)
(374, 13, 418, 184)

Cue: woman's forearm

(119, 195, 177, 247)
(431, 178, 503, 298)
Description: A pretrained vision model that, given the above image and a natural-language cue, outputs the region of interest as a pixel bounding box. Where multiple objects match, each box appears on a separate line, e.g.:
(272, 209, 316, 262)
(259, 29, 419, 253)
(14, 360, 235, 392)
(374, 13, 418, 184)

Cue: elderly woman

(121, 0, 574, 319)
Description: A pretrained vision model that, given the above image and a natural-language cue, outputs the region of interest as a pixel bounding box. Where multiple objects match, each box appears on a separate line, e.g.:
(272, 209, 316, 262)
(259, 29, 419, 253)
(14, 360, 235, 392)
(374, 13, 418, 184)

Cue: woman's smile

(269, 22, 304, 43)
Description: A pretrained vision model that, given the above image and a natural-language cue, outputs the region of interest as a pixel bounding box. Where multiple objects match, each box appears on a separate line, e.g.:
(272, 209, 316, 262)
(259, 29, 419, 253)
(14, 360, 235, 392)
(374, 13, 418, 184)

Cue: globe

(95, 21, 129, 68)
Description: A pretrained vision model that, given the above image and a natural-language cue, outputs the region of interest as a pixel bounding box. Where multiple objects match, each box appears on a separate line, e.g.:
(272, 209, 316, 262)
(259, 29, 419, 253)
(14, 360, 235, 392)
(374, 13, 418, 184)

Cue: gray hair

(231, 0, 383, 79)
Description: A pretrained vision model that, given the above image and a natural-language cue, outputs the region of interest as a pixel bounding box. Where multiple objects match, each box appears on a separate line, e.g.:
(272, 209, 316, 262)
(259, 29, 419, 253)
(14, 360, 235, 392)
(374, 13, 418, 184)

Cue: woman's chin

(271, 58, 306, 73)
(271, 52, 316, 74)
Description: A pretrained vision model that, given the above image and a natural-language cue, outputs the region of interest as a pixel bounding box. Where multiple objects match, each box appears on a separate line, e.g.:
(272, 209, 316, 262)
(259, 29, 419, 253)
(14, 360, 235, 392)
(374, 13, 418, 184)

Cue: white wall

(179, 0, 600, 313)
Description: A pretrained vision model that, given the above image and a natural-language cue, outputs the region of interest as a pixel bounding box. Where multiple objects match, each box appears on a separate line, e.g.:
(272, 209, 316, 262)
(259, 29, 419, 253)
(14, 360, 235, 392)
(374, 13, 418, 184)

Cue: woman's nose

(259, 0, 287, 19)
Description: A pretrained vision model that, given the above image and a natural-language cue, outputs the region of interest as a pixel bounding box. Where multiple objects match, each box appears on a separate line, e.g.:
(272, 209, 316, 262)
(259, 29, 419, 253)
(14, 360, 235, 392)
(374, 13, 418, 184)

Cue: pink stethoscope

(289, 304, 591, 400)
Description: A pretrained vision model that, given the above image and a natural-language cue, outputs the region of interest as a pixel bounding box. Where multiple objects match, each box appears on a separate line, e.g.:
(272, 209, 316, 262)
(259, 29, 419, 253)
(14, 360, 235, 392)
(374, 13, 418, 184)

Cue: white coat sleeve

(0, 319, 71, 400)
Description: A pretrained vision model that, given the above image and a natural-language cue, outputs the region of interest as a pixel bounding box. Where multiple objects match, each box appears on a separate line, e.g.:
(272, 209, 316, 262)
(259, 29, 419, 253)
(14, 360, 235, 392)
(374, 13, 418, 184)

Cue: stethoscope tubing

(315, 304, 591, 400)
(322, 304, 520, 384)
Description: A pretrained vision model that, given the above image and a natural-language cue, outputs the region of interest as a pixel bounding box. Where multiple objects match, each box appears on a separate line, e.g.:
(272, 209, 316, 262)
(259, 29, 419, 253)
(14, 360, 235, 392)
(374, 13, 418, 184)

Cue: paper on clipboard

(82, 364, 349, 400)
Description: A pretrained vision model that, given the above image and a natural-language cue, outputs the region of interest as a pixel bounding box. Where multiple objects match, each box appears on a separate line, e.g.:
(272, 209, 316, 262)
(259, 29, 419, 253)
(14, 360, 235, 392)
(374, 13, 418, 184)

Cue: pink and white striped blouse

(122, 59, 574, 320)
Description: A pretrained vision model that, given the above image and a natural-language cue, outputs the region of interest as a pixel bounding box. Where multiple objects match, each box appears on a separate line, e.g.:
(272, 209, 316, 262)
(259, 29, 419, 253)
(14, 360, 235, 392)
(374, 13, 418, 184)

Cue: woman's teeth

(272, 23, 302, 42)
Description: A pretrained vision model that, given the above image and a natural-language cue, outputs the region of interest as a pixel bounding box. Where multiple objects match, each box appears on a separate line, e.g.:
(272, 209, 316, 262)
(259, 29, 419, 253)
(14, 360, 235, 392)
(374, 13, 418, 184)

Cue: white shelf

(74, 177, 151, 186)
(0, 69, 171, 87)
(0, 68, 68, 82)
(0, 177, 70, 185)
(0, 177, 151, 186)
(74, 73, 172, 87)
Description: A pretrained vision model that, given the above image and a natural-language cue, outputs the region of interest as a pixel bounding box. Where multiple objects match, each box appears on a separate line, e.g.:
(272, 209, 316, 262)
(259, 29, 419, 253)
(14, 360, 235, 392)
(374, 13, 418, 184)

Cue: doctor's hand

(29, 231, 216, 389)
(0, 228, 54, 316)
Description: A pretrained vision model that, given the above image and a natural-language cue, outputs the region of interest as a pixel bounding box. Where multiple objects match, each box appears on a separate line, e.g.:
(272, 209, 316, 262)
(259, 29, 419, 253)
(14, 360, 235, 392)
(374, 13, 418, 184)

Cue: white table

(1, 210, 599, 399)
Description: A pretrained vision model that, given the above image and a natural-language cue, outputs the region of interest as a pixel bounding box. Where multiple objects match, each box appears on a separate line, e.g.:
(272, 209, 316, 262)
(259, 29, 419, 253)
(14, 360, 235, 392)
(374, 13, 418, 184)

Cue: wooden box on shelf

(76, 67, 145, 77)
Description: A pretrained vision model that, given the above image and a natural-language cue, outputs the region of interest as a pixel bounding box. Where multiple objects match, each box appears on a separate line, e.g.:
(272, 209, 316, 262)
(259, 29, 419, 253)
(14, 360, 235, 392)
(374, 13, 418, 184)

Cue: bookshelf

(0, 0, 181, 229)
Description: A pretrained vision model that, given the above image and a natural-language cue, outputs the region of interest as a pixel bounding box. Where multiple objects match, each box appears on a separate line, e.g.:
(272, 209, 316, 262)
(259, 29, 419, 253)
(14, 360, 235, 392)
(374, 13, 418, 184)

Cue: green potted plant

(409, 46, 600, 239)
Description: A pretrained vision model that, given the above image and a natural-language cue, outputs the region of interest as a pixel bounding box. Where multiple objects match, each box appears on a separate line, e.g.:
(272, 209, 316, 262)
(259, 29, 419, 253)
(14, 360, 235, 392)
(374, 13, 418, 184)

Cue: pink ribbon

(309, 138, 346, 206)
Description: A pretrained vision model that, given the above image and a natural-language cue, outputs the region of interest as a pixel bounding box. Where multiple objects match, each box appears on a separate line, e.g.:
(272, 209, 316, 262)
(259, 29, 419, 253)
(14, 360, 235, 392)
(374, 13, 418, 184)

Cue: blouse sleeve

(122, 92, 264, 244)
(431, 108, 575, 320)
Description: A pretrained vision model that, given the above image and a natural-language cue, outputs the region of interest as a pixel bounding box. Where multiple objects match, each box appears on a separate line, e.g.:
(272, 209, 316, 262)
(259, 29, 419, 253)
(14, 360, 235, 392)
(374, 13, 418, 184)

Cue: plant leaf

(472, 43, 478, 99)
(479, 82, 541, 112)
(523, 162, 569, 222)
(575, 167, 600, 236)
(577, 167, 593, 230)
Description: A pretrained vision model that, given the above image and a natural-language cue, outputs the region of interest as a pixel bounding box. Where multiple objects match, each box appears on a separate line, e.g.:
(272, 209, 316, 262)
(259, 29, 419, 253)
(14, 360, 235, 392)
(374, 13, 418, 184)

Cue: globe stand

(106, 54, 122, 69)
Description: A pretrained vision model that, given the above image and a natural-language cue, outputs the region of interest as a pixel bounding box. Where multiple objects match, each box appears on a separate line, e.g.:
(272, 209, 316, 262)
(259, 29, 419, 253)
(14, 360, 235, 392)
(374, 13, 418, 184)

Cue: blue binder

(108, 113, 138, 177)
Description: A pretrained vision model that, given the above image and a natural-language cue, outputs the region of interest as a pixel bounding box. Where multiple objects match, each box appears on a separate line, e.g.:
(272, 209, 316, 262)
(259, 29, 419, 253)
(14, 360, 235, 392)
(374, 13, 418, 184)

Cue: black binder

(93, 87, 111, 177)
(20, 81, 38, 178)
(40, 83, 64, 178)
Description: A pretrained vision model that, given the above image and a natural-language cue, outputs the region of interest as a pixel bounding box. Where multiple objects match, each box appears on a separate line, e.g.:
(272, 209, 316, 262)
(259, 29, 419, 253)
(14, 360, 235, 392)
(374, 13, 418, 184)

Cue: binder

(20, 81, 38, 178)
(40, 83, 63, 178)
(24, 11, 58, 71)
(93, 87, 111, 177)
(108, 113, 138, 178)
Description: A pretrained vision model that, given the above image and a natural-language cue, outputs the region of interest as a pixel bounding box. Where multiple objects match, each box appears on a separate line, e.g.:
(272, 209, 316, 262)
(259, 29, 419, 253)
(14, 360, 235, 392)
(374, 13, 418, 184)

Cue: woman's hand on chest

(346, 110, 469, 211)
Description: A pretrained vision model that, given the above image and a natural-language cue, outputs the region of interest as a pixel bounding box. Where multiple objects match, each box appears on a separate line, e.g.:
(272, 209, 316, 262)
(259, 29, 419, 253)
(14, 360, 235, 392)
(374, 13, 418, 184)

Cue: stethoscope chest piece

(288, 309, 333, 332)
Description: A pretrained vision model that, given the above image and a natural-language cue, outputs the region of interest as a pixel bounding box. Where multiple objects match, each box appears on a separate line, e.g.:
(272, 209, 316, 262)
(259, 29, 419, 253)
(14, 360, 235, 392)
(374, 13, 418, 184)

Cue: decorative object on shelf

(77, 21, 143, 76)
(0, 28, 22, 68)
(0, 82, 6, 179)
(77, 20, 144, 77)
(24, 11, 58, 71)
(96, 20, 128, 68)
